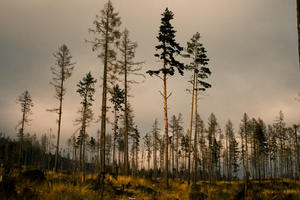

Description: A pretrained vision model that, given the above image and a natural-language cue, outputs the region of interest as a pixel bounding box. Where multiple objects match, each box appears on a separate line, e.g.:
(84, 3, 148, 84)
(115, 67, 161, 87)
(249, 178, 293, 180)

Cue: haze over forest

(0, 0, 299, 146)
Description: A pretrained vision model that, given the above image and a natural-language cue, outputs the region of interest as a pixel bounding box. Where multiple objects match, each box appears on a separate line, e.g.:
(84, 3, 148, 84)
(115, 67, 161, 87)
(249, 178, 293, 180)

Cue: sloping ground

(1, 169, 300, 200)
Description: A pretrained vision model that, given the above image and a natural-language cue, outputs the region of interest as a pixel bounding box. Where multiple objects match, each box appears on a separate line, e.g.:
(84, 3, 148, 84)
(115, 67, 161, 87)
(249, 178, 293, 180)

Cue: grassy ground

(1, 169, 300, 199)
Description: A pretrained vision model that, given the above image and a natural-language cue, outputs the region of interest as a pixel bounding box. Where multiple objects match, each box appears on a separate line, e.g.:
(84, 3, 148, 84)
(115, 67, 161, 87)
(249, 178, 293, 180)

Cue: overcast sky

(0, 0, 299, 146)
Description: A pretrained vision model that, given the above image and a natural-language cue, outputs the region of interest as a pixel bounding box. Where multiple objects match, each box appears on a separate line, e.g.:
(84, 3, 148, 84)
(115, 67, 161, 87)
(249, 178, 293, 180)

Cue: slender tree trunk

(176, 130, 179, 176)
(100, 15, 109, 174)
(82, 129, 86, 183)
(274, 158, 277, 179)
(193, 73, 198, 185)
(147, 156, 150, 171)
(225, 134, 229, 180)
(132, 145, 135, 176)
(172, 136, 174, 179)
(18, 104, 26, 167)
(245, 132, 249, 193)
(153, 130, 157, 177)
(118, 146, 121, 171)
(188, 71, 196, 185)
(163, 61, 169, 188)
(54, 66, 64, 172)
(96, 130, 100, 169)
(81, 91, 89, 183)
(79, 135, 83, 171)
(294, 125, 300, 179)
(124, 39, 129, 176)
(135, 139, 138, 176)
(112, 110, 117, 173)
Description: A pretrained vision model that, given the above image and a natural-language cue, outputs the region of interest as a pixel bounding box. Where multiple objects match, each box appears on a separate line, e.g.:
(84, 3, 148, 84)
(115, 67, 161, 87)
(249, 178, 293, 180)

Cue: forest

(1, 0, 300, 199)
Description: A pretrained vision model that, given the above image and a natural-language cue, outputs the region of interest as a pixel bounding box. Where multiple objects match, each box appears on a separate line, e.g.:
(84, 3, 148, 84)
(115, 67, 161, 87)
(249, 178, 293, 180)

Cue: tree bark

(193, 72, 198, 185)
(188, 71, 196, 185)
(100, 14, 109, 174)
(124, 34, 129, 176)
(176, 126, 179, 176)
(171, 128, 175, 179)
(81, 96, 88, 183)
(153, 127, 157, 177)
(163, 61, 169, 188)
(245, 128, 249, 194)
(54, 63, 64, 172)
(18, 103, 26, 167)
(135, 137, 138, 177)
(294, 125, 300, 179)
(112, 110, 117, 173)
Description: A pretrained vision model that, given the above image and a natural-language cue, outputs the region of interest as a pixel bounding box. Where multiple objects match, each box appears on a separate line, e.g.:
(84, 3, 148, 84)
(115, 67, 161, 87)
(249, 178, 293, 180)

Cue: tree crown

(147, 8, 184, 76)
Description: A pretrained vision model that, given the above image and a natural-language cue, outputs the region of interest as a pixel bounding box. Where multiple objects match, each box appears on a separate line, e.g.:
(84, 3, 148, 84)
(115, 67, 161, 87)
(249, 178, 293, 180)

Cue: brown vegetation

(1, 168, 300, 200)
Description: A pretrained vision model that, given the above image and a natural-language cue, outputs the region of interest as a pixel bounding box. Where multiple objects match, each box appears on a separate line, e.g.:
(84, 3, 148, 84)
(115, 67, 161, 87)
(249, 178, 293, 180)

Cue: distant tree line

(2, 110, 300, 184)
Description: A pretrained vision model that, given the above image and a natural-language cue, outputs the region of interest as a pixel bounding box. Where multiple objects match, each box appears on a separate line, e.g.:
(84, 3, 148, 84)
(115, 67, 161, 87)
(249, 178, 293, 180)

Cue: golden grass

(3, 168, 300, 200)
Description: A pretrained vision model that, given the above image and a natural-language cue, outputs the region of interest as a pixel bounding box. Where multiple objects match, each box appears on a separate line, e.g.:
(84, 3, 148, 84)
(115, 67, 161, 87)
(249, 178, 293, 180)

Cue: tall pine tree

(48, 44, 75, 172)
(75, 72, 97, 182)
(88, 0, 121, 173)
(185, 32, 211, 185)
(147, 8, 184, 188)
(118, 29, 144, 175)
(16, 90, 34, 167)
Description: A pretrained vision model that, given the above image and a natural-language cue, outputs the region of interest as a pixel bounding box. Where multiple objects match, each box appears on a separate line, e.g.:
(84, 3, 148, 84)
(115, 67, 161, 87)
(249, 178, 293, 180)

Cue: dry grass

(2, 169, 300, 199)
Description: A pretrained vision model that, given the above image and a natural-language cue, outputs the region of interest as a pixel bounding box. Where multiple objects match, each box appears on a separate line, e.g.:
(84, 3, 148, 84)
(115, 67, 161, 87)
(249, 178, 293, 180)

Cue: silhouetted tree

(185, 32, 211, 185)
(225, 120, 239, 180)
(144, 133, 151, 171)
(131, 125, 140, 176)
(147, 8, 184, 188)
(88, 0, 121, 173)
(273, 111, 286, 177)
(267, 124, 277, 178)
(118, 29, 144, 175)
(75, 72, 96, 181)
(151, 119, 160, 177)
(207, 113, 220, 183)
(239, 113, 251, 193)
(48, 44, 75, 172)
(292, 124, 300, 179)
(251, 118, 268, 180)
(16, 90, 34, 167)
(109, 84, 124, 173)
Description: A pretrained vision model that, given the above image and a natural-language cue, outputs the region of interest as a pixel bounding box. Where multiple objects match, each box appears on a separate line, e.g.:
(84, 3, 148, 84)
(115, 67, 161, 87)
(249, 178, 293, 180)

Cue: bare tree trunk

(79, 134, 83, 171)
(82, 130, 86, 183)
(132, 146, 135, 176)
(100, 15, 109, 174)
(245, 132, 249, 194)
(193, 74, 198, 185)
(176, 130, 179, 176)
(293, 125, 300, 179)
(163, 61, 169, 188)
(135, 139, 138, 176)
(18, 104, 26, 167)
(112, 110, 117, 173)
(124, 39, 129, 176)
(188, 71, 196, 185)
(171, 131, 174, 179)
(153, 130, 157, 177)
(54, 67, 64, 172)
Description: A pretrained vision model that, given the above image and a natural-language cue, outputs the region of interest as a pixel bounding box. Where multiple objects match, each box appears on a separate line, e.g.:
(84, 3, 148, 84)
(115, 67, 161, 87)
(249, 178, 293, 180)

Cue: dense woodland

(1, 0, 300, 199)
